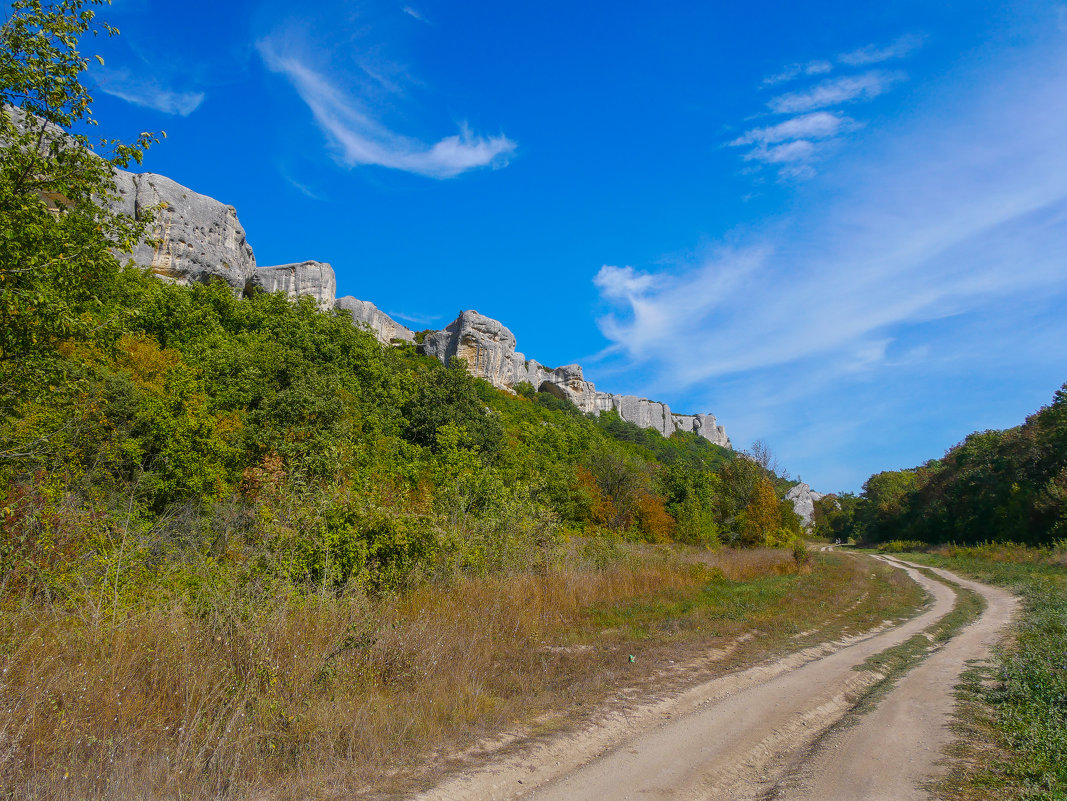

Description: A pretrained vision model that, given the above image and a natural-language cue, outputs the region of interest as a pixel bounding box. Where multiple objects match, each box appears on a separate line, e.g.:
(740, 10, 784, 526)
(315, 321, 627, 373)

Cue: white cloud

(402, 5, 430, 24)
(593, 264, 661, 300)
(281, 172, 323, 199)
(839, 34, 925, 66)
(768, 71, 905, 114)
(762, 60, 833, 87)
(94, 68, 204, 116)
(731, 111, 859, 146)
(744, 139, 818, 164)
(596, 52, 1067, 392)
(730, 113, 860, 179)
(257, 38, 516, 179)
(777, 163, 817, 181)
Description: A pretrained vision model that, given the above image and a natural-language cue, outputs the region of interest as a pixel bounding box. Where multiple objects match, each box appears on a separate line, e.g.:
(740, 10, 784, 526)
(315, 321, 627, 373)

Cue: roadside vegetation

(874, 543, 1067, 801)
(0, 3, 926, 800)
(816, 379, 1066, 800)
(1, 546, 926, 800)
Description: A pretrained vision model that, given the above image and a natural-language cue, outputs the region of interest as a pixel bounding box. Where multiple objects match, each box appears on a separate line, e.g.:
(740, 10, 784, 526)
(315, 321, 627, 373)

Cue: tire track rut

(412, 555, 1016, 801)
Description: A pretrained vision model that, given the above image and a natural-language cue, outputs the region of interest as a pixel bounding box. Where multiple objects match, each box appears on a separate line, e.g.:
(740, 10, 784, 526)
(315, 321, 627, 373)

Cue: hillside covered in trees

(0, 0, 804, 607)
(0, 6, 833, 796)
(813, 384, 1067, 546)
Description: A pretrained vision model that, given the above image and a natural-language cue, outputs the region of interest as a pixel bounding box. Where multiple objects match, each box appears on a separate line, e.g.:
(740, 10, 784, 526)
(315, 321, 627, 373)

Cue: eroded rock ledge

(422, 311, 730, 447)
(111, 167, 730, 448)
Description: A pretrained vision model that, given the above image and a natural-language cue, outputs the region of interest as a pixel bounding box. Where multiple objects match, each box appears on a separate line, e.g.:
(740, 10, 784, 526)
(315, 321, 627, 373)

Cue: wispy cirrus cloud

(733, 35, 922, 181)
(731, 111, 860, 148)
(768, 70, 906, 114)
(402, 5, 430, 24)
(743, 139, 818, 165)
(761, 59, 833, 87)
(94, 67, 205, 116)
(257, 37, 516, 179)
(597, 47, 1067, 428)
(278, 168, 324, 200)
(839, 34, 926, 66)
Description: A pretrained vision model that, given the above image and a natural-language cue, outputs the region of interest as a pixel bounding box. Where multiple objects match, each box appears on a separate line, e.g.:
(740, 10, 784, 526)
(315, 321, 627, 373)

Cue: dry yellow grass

(0, 545, 919, 800)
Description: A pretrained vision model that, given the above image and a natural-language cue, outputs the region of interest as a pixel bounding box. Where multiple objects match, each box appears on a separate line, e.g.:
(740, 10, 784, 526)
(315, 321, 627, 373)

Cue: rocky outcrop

(785, 483, 825, 527)
(422, 311, 520, 387)
(335, 297, 415, 343)
(420, 310, 731, 448)
(95, 154, 731, 450)
(591, 394, 730, 446)
(111, 171, 257, 291)
(109, 170, 342, 310)
(252, 261, 336, 310)
(8, 110, 262, 292)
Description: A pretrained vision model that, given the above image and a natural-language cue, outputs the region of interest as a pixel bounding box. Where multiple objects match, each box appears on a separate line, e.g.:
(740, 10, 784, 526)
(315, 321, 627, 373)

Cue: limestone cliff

(335, 297, 415, 344)
(104, 166, 729, 449)
(111, 171, 258, 291)
(111, 170, 340, 310)
(252, 261, 336, 310)
(420, 310, 731, 448)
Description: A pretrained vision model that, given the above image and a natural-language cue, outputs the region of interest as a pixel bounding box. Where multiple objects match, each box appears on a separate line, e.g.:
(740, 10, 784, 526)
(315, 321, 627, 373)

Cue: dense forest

(0, 0, 804, 610)
(813, 384, 1067, 546)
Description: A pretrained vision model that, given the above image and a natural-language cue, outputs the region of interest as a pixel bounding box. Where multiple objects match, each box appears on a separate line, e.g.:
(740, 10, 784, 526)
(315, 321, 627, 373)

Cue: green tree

(855, 469, 921, 542)
(403, 359, 504, 460)
(737, 475, 779, 546)
(1, 0, 157, 452)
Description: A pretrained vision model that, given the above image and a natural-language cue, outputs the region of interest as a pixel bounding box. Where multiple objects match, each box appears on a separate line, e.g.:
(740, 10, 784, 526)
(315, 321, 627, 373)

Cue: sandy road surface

(412, 555, 1016, 801)
(775, 558, 1017, 801)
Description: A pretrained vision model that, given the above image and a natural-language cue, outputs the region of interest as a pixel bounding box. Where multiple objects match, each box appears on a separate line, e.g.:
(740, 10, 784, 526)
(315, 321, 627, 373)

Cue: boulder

(785, 482, 826, 527)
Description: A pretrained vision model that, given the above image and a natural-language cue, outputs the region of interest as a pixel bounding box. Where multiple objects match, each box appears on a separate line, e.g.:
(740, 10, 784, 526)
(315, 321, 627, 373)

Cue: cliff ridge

(111, 166, 730, 448)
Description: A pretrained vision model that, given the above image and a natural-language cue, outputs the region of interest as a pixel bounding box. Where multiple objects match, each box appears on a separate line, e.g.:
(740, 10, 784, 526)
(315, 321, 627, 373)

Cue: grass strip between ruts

(898, 549, 1067, 801)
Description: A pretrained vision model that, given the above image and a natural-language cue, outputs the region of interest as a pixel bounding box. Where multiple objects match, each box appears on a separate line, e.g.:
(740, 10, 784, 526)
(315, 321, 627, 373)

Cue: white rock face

(335, 297, 415, 343)
(591, 393, 731, 447)
(111, 171, 257, 291)
(422, 311, 521, 386)
(421, 310, 731, 448)
(87, 150, 733, 450)
(252, 261, 336, 310)
(110, 170, 340, 310)
(785, 482, 826, 527)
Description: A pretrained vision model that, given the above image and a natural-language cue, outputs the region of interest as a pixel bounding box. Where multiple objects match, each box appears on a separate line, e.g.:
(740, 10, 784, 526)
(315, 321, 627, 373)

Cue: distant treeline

(814, 385, 1067, 546)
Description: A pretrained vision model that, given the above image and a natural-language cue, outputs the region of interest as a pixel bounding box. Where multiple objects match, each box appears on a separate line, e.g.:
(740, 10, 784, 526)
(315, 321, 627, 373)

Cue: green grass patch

(585, 572, 798, 638)
(887, 548, 1067, 801)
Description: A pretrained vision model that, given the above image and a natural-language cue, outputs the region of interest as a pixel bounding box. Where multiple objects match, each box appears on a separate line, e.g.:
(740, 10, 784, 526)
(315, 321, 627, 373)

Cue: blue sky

(70, 0, 1067, 492)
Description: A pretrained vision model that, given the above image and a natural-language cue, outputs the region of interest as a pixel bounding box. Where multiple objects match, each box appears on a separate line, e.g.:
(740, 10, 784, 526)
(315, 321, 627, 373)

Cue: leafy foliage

(0, 0, 807, 615)
(0, 0, 159, 455)
(821, 384, 1067, 546)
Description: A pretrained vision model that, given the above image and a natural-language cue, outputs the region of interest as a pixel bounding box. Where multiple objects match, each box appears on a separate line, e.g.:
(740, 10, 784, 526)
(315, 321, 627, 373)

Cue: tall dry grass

(0, 546, 809, 800)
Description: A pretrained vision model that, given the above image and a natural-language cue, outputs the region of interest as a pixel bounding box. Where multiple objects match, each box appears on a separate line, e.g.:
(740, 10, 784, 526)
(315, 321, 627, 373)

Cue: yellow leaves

(742, 476, 781, 547)
(115, 333, 177, 394)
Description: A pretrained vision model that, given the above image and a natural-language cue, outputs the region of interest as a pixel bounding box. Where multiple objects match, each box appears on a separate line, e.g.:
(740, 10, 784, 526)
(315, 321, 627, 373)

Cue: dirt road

(412, 555, 1016, 801)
